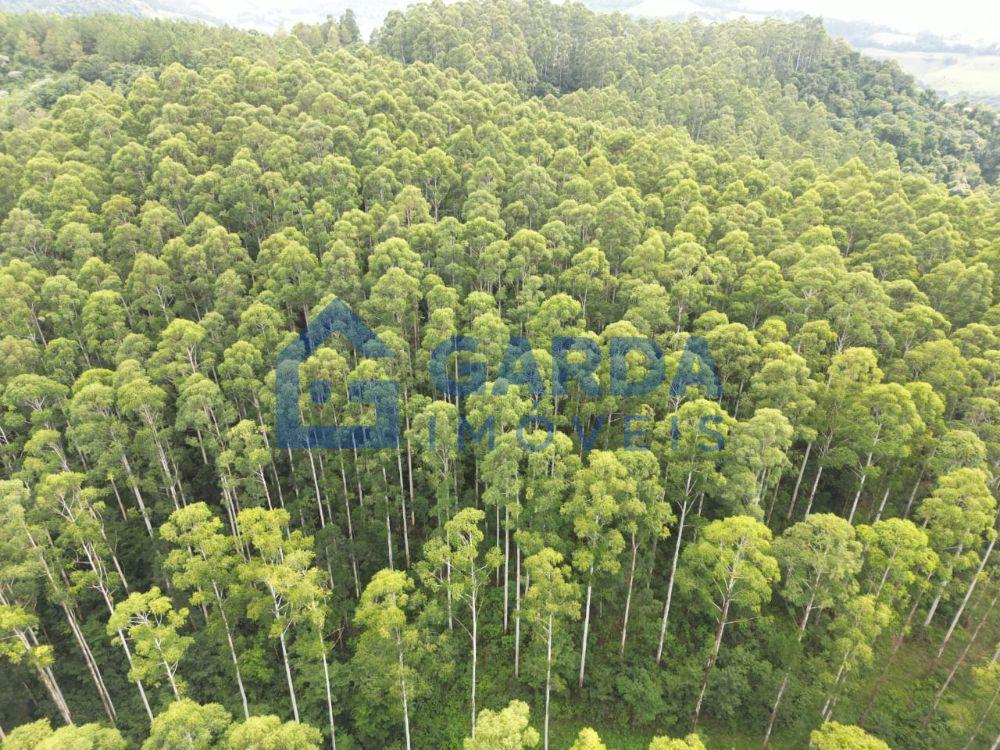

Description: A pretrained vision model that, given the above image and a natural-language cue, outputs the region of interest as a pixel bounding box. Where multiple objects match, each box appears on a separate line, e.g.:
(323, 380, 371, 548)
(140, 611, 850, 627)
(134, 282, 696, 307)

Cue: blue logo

(275, 299, 399, 449)
(275, 300, 722, 453)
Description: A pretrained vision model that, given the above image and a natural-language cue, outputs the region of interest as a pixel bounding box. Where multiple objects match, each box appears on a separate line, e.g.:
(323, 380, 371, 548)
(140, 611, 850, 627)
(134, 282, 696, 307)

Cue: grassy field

(541, 603, 999, 750)
(862, 47, 1000, 105)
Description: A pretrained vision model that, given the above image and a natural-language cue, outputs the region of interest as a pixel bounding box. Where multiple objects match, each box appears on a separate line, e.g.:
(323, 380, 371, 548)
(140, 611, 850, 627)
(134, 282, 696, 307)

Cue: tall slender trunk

(786, 441, 812, 519)
(872, 484, 892, 523)
(503, 507, 510, 633)
(620, 534, 638, 656)
(657, 499, 689, 665)
(120, 454, 153, 537)
(938, 534, 994, 658)
(279, 629, 299, 722)
(63, 600, 117, 723)
(821, 653, 849, 722)
(470, 584, 479, 736)
(925, 538, 967, 627)
(24, 526, 117, 722)
(395, 625, 412, 750)
(118, 629, 154, 721)
(318, 633, 337, 750)
(963, 676, 1000, 750)
(163, 653, 181, 700)
(847, 450, 874, 523)
(923, 593, 997, 726)
(578, 562, 594, 688)
(804, 464, 824, 518)
(762, 598, 813, 748)
(343, 485, 361, 598)
(515, 544, 522, 678)
(904, 465, 926, 519)
(861, 591, 924, 723)
(307, 447, 326, 527)
(13, 623, 73, 724)
(385, 494, 394, 571)
(544, 614, 553, 750)
(397, 450, 410, 567)
(213, 582, 249, 719)
(691, 590, 732, 731)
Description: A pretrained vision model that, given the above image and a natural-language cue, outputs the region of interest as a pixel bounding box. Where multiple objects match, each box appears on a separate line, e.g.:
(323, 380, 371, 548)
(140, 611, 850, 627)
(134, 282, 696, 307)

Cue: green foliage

(464, 701, 540, 750)
(648, 734, 706, 750)
(142, 699, 232, 750)
(0, 2, 996, 749)
(809, 722, 891, 750)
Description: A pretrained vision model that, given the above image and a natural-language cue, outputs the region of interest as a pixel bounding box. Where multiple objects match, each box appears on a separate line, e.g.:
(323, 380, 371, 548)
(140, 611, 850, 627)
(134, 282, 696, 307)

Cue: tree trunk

(515, 544, 522, 678)
(307, 447, 326, 527)
(861, 592, 923, 724)
(120, 454, 153, 538)
(938, 534, 994, 658)
(279, 629, 299, 722)
(164, 656, 181, 700)
(872, 484, 892, 523)
(803, 464, 824, 518)
(761, 673, 789, 750)
(319, 633, 338, 750)
(657, 500, 689, 665)
(544, 614, 553, 750)
(503, 507, 510, 634)
(903, 465, 926, 519)
(821, 653, 850, 722)
(963, 676, 1000, 750)
(847, 451, 874, 523)
(578, 563, 594, 688)
(15, 625, 73, 725)
(386, 499, 394, 570)
(786, 441, 812, 519)
(691, 593, 731, 731)
(620, 535, 638, 656)
(925, 535, 969, 628)
(762, 598, 813, 748)
(923, 593, 997, 726)
(395, 626, 412, 750)
(470, 585, 478, 736)
(213, 582, 249, 719)
(118, 629, 154, 721)
(397, 450, 410, 567)
(63, 600, 117, 723)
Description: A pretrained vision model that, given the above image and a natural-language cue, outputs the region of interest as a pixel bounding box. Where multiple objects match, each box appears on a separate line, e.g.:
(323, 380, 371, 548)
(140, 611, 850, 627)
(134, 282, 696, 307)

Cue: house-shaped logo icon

(275, 299, 399, 449)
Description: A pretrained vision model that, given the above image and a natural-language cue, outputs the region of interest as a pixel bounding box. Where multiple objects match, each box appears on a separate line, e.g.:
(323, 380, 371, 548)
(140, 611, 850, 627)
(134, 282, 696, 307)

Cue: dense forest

(0, 2, 997, 748)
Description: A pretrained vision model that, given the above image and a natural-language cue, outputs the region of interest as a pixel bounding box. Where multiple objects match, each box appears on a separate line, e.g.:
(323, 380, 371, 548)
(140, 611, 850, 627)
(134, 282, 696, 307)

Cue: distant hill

(6, 0, 998, 107)
(0, 0, 220, 24)
(374, 0, 1000, 186)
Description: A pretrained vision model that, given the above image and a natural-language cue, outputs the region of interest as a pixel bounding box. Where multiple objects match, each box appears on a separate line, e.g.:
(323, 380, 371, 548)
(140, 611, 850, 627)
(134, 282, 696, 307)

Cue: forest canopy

(0, 2, 997, 749)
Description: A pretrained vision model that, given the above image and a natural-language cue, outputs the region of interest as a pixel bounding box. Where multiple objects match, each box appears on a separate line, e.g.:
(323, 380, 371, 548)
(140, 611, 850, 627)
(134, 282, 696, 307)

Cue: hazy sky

(178, 0, 999, 45)
(734, 0, 999, 44)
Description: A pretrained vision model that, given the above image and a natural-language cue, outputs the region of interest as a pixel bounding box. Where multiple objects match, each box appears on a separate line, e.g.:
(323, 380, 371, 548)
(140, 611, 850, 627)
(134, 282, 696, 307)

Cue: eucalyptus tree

(652, 399, 733, 664)
(420, 507, 500, 736)
(353, 569, 426, 750)
(917, 468, 996, 626)
(762, 514, 863, 748)
(561, 449, 630, 688)
(522, 547, 580, 750)
(238, 506, 333, 741)
(680, 515, 778, 730)
(161, 503, 250, 718)
(107, 586, 193, 701)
